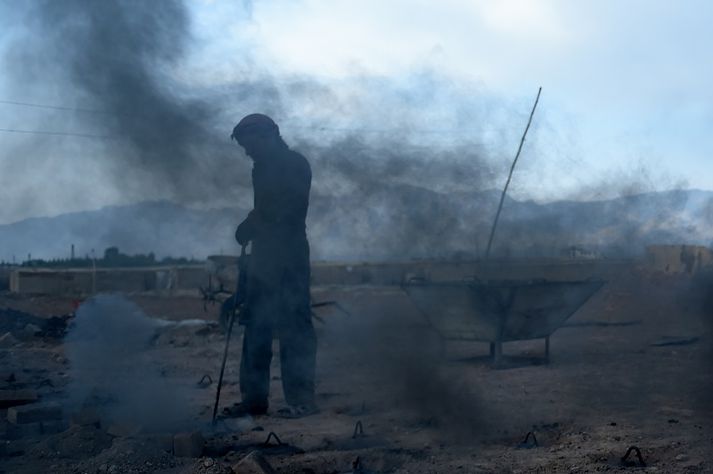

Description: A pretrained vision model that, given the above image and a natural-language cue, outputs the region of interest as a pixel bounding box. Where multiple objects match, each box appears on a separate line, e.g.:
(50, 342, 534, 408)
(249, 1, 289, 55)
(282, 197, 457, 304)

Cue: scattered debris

(620, 445, 646, 467)
(231, 450, 276, 474)
(564, 320, 642, 328)
(517, 431, 538, 449)
(5, 400, 66, 439)
(263, 431, 283, 447)
(71, 407, 101, 428)
(106, 422, 142, 438)
(352, 456, 364, 473)
(8, 401, 62, 424)
(198, 374, 214, 388)
(650, 336, 700, 347)
(73, 435, 175, 470)
(352, 420, 365, 439)
(351, 456, 376, 474)
(0, 308, 71, 339)
(5, 421, 43, 439)
(189, 457, 233, 474)
(0, 331, 20, 349)
(0, 388, 38, 408)
(33, 425, 113, 460)
(23, 322, 42, 338)
(174, 431, 205, 458)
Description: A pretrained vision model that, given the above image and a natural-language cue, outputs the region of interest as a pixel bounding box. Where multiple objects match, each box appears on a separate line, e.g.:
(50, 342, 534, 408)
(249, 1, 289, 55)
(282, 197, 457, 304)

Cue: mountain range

(1, 188, 711, 262)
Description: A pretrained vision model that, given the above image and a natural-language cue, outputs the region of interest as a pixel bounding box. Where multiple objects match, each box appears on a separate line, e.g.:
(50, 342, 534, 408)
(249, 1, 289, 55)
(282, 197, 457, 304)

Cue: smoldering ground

(318, 292, 495, 441)
(65, 294, 196, 432)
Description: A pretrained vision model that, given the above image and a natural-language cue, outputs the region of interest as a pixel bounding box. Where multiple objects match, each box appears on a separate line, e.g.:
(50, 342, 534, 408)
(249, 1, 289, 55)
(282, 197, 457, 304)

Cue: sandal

(274, 404, 319, 419)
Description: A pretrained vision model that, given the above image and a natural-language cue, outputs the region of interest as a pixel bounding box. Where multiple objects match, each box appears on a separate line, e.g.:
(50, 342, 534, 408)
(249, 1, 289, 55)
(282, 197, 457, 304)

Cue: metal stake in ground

(484, 87, 542, 259)
(212, 245, 248, 425)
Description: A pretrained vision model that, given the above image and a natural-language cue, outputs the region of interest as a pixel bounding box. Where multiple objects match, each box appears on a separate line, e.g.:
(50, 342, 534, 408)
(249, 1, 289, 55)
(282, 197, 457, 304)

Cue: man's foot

(222, 402, 268, 418)
(274, 403, 319, 419)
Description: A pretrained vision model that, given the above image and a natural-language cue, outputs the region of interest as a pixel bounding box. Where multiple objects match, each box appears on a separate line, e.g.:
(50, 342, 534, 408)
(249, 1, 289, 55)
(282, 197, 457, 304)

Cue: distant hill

(0, 201, 243, 263)
(1, 189, 711, 262)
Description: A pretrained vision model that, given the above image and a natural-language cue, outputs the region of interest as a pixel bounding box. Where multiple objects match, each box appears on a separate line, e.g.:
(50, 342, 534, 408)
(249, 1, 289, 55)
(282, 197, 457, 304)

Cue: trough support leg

(545, 336, 550, 363)
(493, 341, 502, 366)
(489, 342, 495, 357)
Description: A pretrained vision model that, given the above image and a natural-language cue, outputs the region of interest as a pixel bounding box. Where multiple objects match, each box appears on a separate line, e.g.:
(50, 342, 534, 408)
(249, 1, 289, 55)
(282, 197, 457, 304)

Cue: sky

(0, 0, 712, 224)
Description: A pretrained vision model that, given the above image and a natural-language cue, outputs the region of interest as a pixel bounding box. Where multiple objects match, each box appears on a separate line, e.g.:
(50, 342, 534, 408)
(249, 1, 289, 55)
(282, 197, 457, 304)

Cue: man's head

(231, 113, 281, 160)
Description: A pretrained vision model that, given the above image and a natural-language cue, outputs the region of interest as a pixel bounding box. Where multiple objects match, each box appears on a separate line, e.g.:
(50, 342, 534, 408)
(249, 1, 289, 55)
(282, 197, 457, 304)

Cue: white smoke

(65, 294, 194, 432)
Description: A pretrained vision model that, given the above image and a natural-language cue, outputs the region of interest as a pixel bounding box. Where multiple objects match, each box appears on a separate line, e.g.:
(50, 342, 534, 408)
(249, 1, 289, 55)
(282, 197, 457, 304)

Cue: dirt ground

(0, 263, 711, 473)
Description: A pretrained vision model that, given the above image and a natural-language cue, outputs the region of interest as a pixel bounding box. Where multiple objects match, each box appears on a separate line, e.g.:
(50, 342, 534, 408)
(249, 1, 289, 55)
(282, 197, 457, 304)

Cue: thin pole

(212, 245, 247, 424)
(212, 300, 237, 424)
(484, 87, 542, 259)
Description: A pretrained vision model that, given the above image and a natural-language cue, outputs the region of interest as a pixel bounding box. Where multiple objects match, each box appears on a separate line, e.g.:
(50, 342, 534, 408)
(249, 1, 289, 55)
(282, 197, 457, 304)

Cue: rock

(675, 453, 689, 462)
(5, 421, 43, 439)
(0, 332, 19, 348)
(23, 323, 42, 338)
(0, 389, 39, 408)
(44, 425, 113, 460)
(173, 431, 204, 458)
(41, 420, 68, 434)
(232, 451, 276, 474)
(8, 402, 62, 424)
(70, 407, 101, 428)
(5, 417, 66, 439)
(153, 433, 174, 452)
(106, 422, 142, 437)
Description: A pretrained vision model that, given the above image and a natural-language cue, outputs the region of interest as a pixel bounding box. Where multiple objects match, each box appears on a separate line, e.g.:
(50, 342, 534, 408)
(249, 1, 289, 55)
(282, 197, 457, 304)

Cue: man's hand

(235, 211, 256, 245)
(235, 222, 250, 245)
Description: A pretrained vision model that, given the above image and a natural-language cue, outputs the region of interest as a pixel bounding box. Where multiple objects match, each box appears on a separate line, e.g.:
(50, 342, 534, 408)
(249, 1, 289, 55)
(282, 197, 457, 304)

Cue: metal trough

(404, 278, 605, 364)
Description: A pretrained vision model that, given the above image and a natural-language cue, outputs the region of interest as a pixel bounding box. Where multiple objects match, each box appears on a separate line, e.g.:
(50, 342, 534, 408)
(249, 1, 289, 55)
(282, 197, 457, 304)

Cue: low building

(646, 245, 713, 274)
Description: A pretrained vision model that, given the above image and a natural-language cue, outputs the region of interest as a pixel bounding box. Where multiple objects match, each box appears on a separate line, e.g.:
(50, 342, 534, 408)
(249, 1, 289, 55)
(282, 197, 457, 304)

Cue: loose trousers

(239, 264, 316, 408)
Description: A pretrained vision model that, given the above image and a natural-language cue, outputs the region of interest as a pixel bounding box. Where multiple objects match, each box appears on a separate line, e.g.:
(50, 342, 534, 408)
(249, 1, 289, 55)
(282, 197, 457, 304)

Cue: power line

(285, 124, 486, 135)
(0, 99, 108, 114)
(1, 97, 514, 136)
(0, 127, 112, 140)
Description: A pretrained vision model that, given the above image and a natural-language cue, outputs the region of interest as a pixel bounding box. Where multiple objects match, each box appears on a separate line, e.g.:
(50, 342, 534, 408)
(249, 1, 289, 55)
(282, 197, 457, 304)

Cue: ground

(0, 263, 711, 473)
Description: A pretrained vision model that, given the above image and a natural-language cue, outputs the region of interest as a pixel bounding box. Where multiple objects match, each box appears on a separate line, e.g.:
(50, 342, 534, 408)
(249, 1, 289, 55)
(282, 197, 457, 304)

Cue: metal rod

(211, 300, 237, 424)
(485, 87, 542, 259)
(212, 246, 247, 425)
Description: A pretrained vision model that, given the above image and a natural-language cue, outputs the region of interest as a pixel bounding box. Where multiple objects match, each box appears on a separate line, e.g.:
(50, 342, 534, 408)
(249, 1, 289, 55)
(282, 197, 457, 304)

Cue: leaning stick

(212, 245, 247, 425)
(484, 87, 542, 259)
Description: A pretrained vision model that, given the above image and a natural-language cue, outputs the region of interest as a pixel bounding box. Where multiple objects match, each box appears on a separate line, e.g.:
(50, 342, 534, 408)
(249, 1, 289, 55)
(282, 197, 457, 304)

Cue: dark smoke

(304, 136, 498, 260)
(3, 0, 505, 258)
(6, 0, 259, 200)
(3, 0, 706, 263)
(321, 297, 493, 440)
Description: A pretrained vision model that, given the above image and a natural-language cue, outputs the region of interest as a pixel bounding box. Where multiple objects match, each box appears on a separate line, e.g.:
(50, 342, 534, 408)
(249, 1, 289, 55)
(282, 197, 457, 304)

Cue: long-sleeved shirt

(236, 146, 312, 286)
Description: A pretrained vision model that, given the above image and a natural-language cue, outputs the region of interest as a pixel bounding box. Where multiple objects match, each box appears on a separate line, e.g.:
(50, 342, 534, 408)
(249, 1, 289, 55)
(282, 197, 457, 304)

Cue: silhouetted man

(227, 113, 317, 418)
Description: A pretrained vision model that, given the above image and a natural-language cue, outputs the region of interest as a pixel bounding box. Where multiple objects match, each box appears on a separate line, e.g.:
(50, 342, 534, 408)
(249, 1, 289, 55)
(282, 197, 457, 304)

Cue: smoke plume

(2, 0, 706, 263)
(65, 294, 194, 431)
